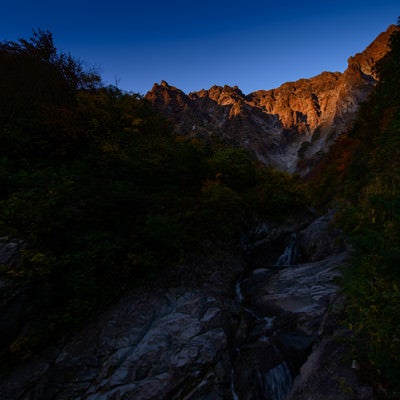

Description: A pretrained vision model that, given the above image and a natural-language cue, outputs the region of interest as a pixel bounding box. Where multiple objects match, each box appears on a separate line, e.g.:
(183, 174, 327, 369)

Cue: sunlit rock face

(146, 25, 397, 174)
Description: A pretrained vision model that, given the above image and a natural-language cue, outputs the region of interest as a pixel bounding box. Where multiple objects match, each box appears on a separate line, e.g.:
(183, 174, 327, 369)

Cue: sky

(0, 1, 398, 95)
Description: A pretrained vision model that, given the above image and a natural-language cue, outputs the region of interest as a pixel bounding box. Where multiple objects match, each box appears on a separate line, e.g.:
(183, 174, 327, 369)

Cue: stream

(230, 232, 305, 400)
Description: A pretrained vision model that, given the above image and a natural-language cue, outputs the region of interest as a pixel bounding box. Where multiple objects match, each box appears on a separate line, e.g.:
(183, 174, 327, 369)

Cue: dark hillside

(0, 30, 309, 367)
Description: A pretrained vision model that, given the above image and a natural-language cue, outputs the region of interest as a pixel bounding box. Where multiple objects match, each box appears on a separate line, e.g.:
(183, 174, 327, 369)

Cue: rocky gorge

(0, 212, 375, 399)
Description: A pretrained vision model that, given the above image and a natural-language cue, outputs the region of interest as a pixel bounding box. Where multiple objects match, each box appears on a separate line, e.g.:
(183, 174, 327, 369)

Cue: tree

(0, 29, 101, 161)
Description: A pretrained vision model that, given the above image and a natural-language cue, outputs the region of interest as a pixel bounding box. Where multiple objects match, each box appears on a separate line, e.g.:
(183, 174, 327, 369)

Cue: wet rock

(234, 339, 290, 400)
(241, 213, 314, 268)
(276, 332, 314, 371)
(0, 237, 25, 266)
(298, 210, 346, 263)
(232, 249, 349, 399)
(257, 253, 347, 333)
(287, 322, 376, 400)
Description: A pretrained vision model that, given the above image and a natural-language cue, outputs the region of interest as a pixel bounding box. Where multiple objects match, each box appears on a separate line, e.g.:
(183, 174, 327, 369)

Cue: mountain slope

(146, 25, 398, 174)
(308, 22, 400, 395)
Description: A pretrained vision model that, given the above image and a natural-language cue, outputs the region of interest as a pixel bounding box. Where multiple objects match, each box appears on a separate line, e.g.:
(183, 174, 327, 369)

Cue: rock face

(145, 25, 398, 174)
(298, 210, 347, 263)
(234, 214, 374, 400)
(0, 254, 244, 400)
(287, 330, 375, 400)
(0, 214, 375, 400)
(234, 252, 348, 400)
(0, 237, 25, 267)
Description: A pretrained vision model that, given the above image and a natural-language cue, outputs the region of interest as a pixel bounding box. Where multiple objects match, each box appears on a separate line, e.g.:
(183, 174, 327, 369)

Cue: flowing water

(230, 367, 240, 400)
(232, 282, 295, 399)
(231, 234, 300, 400)
(263, 362, 293, 400)
(275, 233, 298, 266)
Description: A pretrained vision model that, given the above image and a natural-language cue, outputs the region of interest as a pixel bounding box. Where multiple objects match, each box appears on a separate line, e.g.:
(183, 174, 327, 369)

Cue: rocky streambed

(0, 213, 375, 399)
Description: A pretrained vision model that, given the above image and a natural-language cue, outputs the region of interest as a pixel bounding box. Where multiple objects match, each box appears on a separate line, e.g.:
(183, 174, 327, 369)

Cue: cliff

(146, 25, 398, 174)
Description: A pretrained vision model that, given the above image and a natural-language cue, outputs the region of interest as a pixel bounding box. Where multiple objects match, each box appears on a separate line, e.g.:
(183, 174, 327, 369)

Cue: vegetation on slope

(309, 21, 400, 396)
(0, 30, 308, 364)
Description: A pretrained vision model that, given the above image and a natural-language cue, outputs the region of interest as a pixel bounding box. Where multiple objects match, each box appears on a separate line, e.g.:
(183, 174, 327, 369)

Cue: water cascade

(232, 280, 295, 399)
(230, 367, 240, 400)
(263, 362, 293, 400)
(231, 232, 304, 399)
(275, 233, 298, 266)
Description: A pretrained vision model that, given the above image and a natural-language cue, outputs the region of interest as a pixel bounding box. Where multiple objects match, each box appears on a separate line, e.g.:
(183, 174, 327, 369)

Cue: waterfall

(263, 316, 275, 330)
(230, 367, 240, 400)
(275, 233, 298, 266)
(235, 280, 244, 303)
(233, 275, 294, 400)
(263, 361, 293, 400)
(232, 231, 300, 399)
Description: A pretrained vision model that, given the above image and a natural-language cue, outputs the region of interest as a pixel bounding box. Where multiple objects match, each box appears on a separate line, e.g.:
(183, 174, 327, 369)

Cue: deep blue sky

(0, 1, 398, 94)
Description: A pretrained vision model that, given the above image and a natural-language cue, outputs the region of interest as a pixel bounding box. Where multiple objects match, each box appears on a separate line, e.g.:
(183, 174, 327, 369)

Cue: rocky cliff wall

(146, 25, 398, 174)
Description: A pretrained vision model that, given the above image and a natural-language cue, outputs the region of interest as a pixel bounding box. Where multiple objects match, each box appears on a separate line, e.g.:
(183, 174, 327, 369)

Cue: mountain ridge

(146, 25, 398, 174)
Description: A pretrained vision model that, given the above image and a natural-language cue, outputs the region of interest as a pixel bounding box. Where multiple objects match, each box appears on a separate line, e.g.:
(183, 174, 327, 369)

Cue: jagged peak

(249, 71, 342, 98)
(148, 80, 187, 97)
(347, 24, 399, 78)
(150, 80, 180, 91)
(145, 24, 397, 174)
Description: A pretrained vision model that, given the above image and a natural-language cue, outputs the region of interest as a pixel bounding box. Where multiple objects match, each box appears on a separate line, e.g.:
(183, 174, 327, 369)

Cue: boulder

(298, 210, 347, 263)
